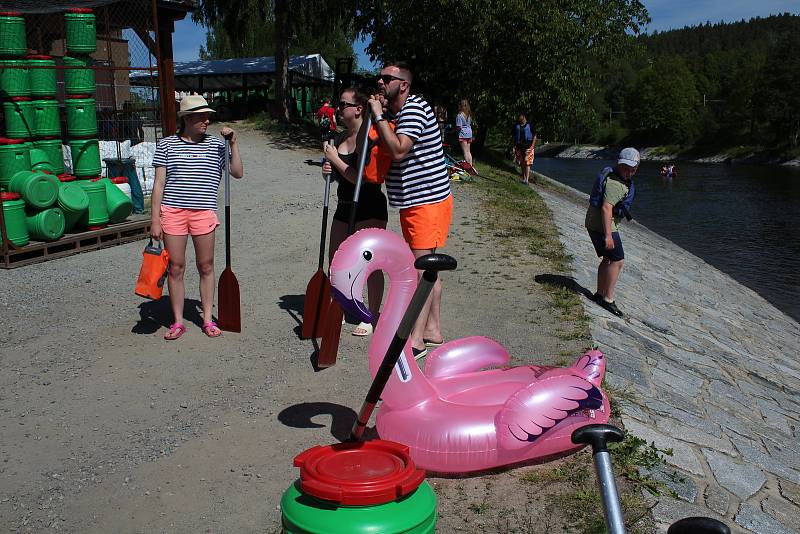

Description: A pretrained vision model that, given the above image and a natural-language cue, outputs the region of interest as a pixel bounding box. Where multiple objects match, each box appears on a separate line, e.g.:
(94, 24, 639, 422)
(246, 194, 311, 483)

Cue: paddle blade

(301, 269, 332, 339)
(317, 301, 343, 368)
(217, 267, 241, 332)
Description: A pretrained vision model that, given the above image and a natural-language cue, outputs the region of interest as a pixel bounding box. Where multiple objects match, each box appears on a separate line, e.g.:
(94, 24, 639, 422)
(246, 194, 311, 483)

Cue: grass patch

(519, 434, 670, 533)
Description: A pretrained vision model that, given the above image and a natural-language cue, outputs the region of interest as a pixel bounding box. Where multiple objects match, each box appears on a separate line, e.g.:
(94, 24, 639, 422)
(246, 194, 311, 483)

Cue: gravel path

(0, 125, 584, 532)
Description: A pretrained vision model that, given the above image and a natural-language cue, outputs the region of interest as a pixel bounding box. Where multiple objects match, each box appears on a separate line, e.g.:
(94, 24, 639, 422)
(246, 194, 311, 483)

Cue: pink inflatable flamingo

(330, 229, 611, 473)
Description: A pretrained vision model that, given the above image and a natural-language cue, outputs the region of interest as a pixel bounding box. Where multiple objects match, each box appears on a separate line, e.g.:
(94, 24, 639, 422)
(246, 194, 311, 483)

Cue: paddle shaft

(350, 269, 438, 441)
(318, 148, 332, 269)
(347, 115, 373, 235)
(224, 135, 232, 268)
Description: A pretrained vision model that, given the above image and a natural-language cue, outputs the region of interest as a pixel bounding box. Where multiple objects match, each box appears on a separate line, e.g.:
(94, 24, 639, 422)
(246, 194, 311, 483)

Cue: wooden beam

(157, 16, 176, 135)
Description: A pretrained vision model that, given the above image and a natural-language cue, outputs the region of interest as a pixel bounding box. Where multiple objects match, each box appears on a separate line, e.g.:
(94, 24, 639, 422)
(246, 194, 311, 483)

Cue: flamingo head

(330, 228, 415, 323)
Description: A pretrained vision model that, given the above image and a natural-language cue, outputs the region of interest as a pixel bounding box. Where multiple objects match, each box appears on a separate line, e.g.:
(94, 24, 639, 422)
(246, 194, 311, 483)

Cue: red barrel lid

(57, 173, 76, 182)
(293, 440, 426, 506)
(38, 136, 61, 140)
(67, 7, 93, 13)
(0, 137, 25, 145)
(1, 192, 21, 201)
(9, 97, 33, 102)
(26, 54, 53, 60)
(0, 12, 22, 16)
(87, 224, 107, 230)
(65, 94, 92, 99)
(111, 176, 128, 184)
(89, 176, 104, 182)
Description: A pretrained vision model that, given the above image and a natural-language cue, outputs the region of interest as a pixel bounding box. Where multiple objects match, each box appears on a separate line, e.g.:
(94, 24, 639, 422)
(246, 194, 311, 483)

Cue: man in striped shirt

(368, 62, 453, 359)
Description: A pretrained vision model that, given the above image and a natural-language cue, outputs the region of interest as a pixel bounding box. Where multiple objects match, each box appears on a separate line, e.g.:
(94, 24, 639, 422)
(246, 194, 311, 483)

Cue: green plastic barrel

(1, 192, 29, 247)
(33, 99, 61, 137)
(9, 170, 59, 209)
(3, 99, 35, 138)
(29, 148, 55, 174)
(77, 180, 108, 227)
(57, 180, 88, 231)
(0, 13, 26, 57)
(33, 138, 65, 175)
(26, 206, 65, 241)
(64, 9, 96, 54)
(27, 55, 57, 97)
(63, 55, 95, 95)
(95, 177, 132, 224)
(0, 59, 30, 98)
(65, 97, 97, 137)
(0, 138, 31, 191)
(281, 441, 437, 534)
(69, 138, 101, 177)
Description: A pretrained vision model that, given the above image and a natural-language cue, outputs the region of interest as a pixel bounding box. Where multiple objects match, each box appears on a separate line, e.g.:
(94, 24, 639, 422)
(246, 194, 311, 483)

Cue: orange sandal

(202, 321, 222, 338)
(164, 323, 186, 340)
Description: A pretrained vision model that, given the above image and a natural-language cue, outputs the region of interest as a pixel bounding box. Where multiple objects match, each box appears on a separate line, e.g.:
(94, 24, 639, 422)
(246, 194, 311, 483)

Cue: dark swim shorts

(588, 230, 625, 262)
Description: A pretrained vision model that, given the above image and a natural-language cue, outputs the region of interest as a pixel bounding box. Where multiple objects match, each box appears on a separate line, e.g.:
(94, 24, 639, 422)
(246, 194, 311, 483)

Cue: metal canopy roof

(130, 54, 335, 91)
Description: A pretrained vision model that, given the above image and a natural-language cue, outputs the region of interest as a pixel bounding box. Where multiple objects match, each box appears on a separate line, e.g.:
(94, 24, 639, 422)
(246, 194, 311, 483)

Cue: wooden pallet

(1, 216, 151, 269)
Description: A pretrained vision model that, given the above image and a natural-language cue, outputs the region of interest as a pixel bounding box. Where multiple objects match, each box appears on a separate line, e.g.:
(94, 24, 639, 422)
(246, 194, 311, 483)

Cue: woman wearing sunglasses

(322, 87, 394, 336)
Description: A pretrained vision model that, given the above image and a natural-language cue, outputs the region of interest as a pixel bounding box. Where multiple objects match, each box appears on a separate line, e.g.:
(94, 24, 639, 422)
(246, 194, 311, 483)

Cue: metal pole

(594, 451, 627, 534)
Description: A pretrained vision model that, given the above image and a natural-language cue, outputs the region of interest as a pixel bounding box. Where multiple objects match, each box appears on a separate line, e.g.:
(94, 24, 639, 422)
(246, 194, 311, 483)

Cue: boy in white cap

(585, 147, 640, 317)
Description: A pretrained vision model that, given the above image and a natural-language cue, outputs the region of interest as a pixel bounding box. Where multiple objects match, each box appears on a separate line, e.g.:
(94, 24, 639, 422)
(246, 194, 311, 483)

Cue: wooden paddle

(317, 116, 373, 367)
(300, 148, 333, 339)
(217, 134, 241, 332)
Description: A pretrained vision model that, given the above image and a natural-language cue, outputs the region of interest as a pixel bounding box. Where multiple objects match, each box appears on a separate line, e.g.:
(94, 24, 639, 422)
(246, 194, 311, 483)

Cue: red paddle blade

(301, 269, 332, 339)
(317, 301, 343, 368)
(217, 267, 241, 332)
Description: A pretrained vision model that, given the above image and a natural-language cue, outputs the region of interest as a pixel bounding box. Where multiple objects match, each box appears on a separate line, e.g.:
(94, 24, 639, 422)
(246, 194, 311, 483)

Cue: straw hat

(177, 95, 216, 117)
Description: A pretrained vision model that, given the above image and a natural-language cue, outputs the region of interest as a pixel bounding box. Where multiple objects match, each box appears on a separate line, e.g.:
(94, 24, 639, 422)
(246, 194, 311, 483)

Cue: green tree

(355, 0, 649, 143)
(194, 0, 356, 121)
(755, 31, 800, 147)
(626, 56, 699, 144)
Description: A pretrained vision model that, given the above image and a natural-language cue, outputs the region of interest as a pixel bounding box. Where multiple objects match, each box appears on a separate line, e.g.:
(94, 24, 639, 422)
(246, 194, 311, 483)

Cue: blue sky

(171, 1, 799, 64)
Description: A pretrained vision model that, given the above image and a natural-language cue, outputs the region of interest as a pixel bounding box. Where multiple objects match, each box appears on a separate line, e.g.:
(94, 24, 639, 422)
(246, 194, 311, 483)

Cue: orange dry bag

(135, 239, 170, 299)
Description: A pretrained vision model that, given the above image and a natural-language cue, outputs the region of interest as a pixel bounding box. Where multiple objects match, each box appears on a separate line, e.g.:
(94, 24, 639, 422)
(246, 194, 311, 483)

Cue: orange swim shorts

(160, 206, 220, 236)
(399, 195, 453, 250)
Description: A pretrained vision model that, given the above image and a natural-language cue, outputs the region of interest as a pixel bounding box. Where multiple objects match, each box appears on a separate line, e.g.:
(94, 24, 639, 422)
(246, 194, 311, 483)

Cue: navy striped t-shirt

(386, 95, 451, 209)
(152, 135, 226, 210)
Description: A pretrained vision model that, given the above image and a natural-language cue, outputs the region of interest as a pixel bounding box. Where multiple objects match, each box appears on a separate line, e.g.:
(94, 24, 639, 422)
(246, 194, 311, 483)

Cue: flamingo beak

(331, 286, 374, 324)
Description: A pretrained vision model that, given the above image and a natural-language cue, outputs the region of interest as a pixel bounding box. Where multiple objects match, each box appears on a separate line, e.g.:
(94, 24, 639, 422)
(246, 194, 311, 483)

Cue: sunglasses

(376, 74, 407, 84)
(337, 101, 359, 109)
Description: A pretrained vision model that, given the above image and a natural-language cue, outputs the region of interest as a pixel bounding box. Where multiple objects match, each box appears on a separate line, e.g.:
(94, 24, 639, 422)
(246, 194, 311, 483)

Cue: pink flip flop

(202, 321, 222, 338)
(164, 323, 186, 340)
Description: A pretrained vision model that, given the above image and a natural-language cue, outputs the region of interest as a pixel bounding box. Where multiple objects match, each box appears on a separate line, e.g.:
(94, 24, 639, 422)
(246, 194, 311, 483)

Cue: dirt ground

(0, 124, 607, 533)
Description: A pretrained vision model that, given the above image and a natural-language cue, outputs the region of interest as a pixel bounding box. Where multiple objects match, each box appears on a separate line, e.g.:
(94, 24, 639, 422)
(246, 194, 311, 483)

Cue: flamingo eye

(363, 250, 373, 261)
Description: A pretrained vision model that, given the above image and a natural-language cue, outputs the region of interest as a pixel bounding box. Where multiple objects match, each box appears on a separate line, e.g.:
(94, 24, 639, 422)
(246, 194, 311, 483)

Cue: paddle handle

(347, 115, 373, 236)
(224, 136, 232, 268)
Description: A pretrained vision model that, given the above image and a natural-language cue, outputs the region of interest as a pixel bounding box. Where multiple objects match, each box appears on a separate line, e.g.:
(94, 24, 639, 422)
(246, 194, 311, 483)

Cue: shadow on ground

(132, 297, 206, 334)
(534, 273, 594, 301)
(278, 402, 374, 442)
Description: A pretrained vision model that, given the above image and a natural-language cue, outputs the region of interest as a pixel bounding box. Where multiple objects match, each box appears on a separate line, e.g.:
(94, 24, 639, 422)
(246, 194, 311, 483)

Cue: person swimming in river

(660, 164, 677, 179)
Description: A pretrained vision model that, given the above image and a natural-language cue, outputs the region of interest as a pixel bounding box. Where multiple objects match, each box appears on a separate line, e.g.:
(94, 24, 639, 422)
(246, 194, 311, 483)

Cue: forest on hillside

(589, 14, 800, 152)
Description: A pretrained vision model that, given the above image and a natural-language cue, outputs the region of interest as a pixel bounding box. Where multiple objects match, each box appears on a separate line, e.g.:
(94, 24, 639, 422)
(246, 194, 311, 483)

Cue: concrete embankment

(533, 172, 800, 534)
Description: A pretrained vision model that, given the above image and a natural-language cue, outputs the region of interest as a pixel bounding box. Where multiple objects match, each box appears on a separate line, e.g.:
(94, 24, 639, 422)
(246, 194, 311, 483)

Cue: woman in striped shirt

(150, 95, 244, 340)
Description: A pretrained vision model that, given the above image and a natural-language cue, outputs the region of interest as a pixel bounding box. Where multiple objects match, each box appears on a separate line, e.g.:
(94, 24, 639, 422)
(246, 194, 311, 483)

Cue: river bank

(543, 143, 800, 167)
(532, 172, 800, 533)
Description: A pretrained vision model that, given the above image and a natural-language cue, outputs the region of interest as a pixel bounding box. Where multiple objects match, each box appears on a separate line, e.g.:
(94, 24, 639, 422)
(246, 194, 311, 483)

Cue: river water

(533, 158, 800, 322)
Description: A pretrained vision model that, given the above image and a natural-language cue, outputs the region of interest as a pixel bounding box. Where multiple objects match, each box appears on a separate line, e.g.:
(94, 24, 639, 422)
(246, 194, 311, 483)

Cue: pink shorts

(160, 206, 219, 236)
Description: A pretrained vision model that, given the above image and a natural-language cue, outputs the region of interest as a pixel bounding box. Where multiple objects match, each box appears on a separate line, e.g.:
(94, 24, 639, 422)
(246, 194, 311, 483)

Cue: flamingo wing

(496, 375, 603, 451)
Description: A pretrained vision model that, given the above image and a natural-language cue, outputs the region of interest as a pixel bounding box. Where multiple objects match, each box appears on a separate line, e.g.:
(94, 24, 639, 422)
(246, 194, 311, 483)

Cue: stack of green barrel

(64, 8, 101, 187)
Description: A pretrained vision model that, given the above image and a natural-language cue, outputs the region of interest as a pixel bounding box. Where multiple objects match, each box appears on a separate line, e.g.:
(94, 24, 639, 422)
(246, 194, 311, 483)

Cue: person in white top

(150, 95, 244, 340)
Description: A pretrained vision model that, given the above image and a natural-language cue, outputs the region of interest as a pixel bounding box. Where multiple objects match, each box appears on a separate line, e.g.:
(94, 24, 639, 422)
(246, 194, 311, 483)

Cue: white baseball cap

(617, 147, 640, 167)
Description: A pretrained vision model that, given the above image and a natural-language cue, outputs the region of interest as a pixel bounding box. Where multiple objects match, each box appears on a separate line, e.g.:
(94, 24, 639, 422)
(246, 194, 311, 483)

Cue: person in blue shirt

(512, 113, 537, 183)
